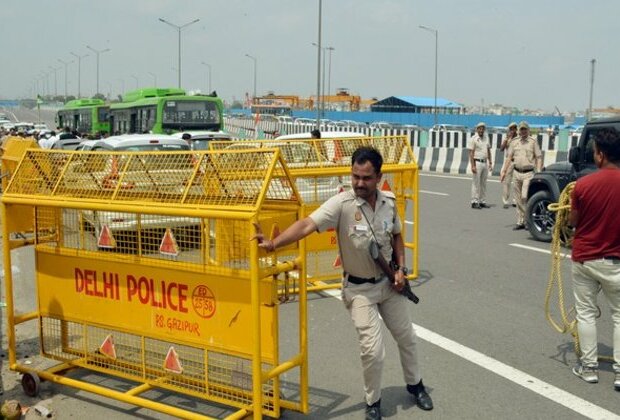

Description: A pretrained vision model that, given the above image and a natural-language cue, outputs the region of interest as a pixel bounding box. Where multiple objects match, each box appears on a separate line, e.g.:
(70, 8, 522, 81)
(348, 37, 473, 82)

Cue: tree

(92, 93, 106, 100)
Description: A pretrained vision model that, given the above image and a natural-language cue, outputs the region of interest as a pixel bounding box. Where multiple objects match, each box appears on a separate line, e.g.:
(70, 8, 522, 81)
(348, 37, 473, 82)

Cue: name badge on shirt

(354, 224, 368, 232)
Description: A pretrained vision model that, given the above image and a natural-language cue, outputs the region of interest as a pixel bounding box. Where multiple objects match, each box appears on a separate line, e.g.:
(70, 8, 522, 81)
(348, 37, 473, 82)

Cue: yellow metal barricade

(1, 136, 40, 245)
(2, 148, 308, 419)
(210, 135, 419, 292)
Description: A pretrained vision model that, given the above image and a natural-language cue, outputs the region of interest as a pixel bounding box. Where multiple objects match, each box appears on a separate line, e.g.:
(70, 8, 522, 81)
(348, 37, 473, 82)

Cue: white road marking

(319, 287, 618, 419)
(510, 243, 570, 258)
(415, 325, 620, 420)
(420, 173, 469, 180)
(419, 189, 449, 196)
(420, 173, 501, 183)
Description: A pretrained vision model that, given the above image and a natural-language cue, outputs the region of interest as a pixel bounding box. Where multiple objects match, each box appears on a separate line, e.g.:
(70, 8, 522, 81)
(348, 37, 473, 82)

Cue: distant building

(370, 96, 463, 114)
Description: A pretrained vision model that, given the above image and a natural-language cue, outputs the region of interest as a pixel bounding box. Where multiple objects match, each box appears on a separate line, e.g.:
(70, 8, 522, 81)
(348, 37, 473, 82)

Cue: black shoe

(471, 203, 480, 209)
(480, 203, 490, 208)
(365, 400, 382, 420)
(513, 224, 525, 231)
(512, 204, 517, 207)
(503, 204, 510, 209)
(407, 381, 433, 411)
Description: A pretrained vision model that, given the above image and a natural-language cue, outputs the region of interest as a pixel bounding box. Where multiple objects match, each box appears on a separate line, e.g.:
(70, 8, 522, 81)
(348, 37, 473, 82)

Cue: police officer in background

(500, 121, 542, 230)
(253, 146, 433, 420)
(500, 122, 518, 208)
(468, 122, 493, 209)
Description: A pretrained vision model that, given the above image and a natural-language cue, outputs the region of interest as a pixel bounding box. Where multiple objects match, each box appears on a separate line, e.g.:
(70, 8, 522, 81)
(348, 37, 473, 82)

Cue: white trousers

(502, 163, 514, 205)
(572, 259, 620, 372)
(471, 162, 488, 204)
(342, 279, 421, 405)
(513, 171, 534, 224)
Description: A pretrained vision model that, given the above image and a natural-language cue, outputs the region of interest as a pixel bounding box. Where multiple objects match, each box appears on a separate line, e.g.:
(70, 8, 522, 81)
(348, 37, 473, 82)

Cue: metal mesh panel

(35, 205, 291, 275)
(209, 135, 416, 167)
(5, 149, 297, 208)
(39, 316, 277, 415)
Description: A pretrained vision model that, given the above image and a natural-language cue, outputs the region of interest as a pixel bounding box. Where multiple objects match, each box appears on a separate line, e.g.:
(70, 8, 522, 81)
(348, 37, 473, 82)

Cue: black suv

(525, 117, 620, 242)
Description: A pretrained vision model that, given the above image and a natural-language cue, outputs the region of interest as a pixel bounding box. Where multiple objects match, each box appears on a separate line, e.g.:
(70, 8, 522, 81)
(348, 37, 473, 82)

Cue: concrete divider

(413, 146, 570, 176)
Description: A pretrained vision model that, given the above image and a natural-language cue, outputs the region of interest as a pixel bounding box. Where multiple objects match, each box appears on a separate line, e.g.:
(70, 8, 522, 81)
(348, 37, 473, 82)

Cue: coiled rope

(545, 182, 610, 361)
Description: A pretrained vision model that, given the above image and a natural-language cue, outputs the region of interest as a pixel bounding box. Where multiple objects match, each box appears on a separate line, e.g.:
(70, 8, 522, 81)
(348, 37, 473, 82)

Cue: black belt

(347, 274, 383, 285)
(513, 167, 534, 173)
(474, 158, 486, 163)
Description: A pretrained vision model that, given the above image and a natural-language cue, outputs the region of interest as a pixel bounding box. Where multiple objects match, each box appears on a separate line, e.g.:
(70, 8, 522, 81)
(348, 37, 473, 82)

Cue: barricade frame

(2, 148, 309, 419)
(210, 135, 419, 292)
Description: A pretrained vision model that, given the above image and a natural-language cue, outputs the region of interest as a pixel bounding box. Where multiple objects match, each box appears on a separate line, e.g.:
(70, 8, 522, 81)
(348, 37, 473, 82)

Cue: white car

(89, 134, 189, 151)
(67, 135, 197, 250)
(171, 130, 234, 150)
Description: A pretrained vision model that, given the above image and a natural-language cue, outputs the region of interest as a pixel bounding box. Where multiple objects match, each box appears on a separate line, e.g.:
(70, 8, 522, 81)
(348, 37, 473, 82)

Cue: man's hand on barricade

(251, 222, 275, 252)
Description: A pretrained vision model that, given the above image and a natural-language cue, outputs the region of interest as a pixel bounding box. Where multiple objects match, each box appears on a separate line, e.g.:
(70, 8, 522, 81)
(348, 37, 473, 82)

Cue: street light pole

(147, 72, 157, 87)
(315, 0, 322, 129)
(159, 18, 200, 88)
(58, 58, 73, 102)
(49, 66, 60, 97)
(326, 46, 335, 98)
(70, 51, 88, 98)
(131, 75, 139, 89)
(587, 58, 596, 121)
(86, 45, 111, 96)
(419, 25, 439, 126)
(244, 54, 257, 101)
(201, 62, 212, 93)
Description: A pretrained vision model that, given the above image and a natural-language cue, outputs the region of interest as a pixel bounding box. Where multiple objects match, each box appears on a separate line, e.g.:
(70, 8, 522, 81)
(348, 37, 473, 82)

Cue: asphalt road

(1, 173, 618, 419)
(1, 106, 57, 130)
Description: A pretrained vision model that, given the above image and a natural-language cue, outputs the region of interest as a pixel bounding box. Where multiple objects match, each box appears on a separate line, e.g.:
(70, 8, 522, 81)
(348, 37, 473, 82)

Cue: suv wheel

(526, 191, 555, 242)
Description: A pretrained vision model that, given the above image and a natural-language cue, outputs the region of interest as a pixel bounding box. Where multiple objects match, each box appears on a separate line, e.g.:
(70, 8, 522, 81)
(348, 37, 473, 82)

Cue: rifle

(369, 241, 419, 304)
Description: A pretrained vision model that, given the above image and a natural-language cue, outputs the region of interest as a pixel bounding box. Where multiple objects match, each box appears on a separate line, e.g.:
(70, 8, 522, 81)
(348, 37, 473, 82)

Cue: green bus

(109, 88, 224, 134)
(56, 98, 110, 135)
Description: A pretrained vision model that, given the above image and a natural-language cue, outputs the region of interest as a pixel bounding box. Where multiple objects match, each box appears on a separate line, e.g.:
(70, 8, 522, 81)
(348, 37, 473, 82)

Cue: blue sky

(1, 0, 618, 112)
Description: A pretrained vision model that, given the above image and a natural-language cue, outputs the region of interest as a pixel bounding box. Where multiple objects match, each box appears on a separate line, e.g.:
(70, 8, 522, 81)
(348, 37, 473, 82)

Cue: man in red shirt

(569, 127, 620, 391)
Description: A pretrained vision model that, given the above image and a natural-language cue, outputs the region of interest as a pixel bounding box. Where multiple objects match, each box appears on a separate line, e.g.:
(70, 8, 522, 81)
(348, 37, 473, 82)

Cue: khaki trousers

(572, 259, 620, 373)
(342, 278, 421, 405)
(502, 163, 514, 205)
(513, 170, 534, 225)
(470, 162, 488, 204)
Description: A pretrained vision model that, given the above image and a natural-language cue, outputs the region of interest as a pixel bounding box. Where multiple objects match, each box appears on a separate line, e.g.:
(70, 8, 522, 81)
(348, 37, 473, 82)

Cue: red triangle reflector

(159, 228, 179, 256)
(332, 254, 342, 268)
(97, 225, 116, 249)
(381, 180, 392, 191)
(99, 334, 117, 359)
(164, 346, 183, 374)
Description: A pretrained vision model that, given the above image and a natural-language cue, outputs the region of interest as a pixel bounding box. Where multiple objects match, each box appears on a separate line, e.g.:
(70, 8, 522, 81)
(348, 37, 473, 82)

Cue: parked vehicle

(525, 117, 620, 241)
(88, 134, 189, 151)
(172, 130, 234, 150)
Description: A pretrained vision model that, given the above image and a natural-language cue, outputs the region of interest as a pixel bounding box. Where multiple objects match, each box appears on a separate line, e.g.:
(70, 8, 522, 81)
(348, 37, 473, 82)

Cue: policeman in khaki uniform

(500, 121, 542, 230)
(468, 122, 493, 209)
(253, 147, 432, 420)
(500, 122, 519, 208)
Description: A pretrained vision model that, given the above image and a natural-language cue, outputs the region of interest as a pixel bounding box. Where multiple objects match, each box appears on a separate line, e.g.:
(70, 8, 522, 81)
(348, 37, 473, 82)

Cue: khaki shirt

(309, 189, 401, 279)
(467, 134, 490, 160)
(508, 136, 542, 170)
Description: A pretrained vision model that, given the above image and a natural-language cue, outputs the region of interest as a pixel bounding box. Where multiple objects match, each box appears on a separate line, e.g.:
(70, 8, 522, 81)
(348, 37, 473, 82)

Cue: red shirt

(571, 167, 620, 262)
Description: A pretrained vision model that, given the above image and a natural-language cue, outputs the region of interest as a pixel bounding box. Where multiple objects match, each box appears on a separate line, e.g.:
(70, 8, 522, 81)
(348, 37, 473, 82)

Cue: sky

(1, 0, 618, 113)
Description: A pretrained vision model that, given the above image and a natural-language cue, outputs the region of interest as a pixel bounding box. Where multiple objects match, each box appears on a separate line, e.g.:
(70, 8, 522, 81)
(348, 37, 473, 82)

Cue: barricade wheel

(21, 372, 41, 397)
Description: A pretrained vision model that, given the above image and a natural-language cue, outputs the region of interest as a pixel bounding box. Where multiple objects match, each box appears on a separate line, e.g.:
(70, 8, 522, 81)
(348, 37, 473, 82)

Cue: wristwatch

(398, 266, 409, 276)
